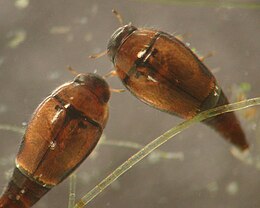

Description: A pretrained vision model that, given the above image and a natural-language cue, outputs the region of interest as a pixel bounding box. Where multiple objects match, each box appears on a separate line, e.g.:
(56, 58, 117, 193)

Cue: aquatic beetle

(0, 73, 110, 208)
(92, 10, 248, 151)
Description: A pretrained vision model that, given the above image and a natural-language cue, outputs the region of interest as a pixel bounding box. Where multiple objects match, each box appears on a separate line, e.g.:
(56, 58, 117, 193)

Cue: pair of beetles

(0, 11, 249, 208)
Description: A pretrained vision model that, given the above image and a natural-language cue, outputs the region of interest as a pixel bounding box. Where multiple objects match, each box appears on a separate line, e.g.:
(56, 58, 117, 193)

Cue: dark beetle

(107, 21, 248, 151)
(0, 73, 110, 208)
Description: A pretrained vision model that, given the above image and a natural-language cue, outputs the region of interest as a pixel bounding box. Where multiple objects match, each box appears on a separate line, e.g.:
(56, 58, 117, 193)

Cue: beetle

(0, 73, 110, 208)
(103, 10, 248, 151)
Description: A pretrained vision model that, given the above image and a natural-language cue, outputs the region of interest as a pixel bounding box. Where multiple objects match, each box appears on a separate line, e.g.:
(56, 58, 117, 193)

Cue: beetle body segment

(0, 73, 110, 208)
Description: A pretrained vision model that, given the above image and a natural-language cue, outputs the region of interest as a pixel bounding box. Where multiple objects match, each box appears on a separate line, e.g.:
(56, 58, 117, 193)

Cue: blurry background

(0, 0, 260, 207)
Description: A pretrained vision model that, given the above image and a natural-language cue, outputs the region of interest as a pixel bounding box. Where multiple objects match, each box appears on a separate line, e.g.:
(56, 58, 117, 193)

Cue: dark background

(0, 0, 260, 207)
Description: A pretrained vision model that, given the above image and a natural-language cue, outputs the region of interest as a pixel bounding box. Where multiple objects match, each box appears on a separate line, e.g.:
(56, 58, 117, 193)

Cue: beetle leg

(89, 50, 108, 59)
(103, 70, 117, 78)
(175, 33, 190, 42)
(67, 66, 79, 75)
(199, 51, 215, 62)
(110, 88, 125, 93)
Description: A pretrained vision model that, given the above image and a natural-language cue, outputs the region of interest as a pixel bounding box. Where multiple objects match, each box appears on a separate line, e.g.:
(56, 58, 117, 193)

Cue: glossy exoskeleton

(107, 24, 248, 150)
(0, 73, 110, 208)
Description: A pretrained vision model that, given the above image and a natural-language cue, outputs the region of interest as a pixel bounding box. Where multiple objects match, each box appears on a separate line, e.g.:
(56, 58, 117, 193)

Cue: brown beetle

(0, 73, 110, 208)
(104, 11, 248, 151)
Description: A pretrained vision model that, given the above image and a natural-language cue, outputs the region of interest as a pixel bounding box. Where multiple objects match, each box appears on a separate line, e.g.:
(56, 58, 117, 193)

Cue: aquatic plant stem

(73, 97, 260, 208)
(68, 174, 77, 208)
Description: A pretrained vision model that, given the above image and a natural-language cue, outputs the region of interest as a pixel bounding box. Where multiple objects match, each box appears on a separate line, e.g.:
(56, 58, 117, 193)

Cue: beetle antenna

(103, 70, 117, 78)
(89, 50, 108, 59)
(112, 9, 124, 26)
(110, 88, 125, 93)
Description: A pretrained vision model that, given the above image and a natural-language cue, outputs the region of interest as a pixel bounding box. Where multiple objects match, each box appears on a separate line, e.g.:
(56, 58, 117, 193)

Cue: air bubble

(137, 50, 146, 58)
(214, 91, 219, 96)
(49, 141, 56, 150)
(147, 75, 158, 83)
(64, 103, 70, 109)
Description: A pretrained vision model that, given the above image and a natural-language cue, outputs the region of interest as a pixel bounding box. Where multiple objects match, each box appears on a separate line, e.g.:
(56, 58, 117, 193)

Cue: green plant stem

(101, 139, 183, 160)
(68, 174, 77, 208)
(73, 97, 260, 208)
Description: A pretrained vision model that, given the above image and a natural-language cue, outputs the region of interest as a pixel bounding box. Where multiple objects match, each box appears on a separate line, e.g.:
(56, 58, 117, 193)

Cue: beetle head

(107, 24, 137, 63)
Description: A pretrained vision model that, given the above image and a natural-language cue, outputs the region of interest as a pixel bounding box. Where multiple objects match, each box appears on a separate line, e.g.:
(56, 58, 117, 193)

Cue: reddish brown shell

(108, 25, 248, 150)
(0, 73, 110, 208)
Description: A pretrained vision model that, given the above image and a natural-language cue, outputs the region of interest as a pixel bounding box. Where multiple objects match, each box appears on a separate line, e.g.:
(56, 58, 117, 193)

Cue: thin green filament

(73, 97, 260, 208)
